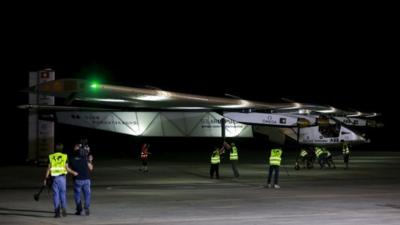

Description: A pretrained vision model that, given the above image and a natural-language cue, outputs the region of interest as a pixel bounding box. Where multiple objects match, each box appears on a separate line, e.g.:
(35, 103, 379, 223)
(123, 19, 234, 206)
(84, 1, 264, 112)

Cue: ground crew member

(267, 146, 282, 189)
(306, 147, 316, 169)
(69, 144, 94, 216)
(210, 146, 225, 179)
(315, 146, 326, 169)
(342, 142, 350, 169)
(44, 143, 78, 218)
(322, 147, 336, 169)
(295, 148, 308, 170)
(139, 143, 151, 173)
(224, 141, 239, 178)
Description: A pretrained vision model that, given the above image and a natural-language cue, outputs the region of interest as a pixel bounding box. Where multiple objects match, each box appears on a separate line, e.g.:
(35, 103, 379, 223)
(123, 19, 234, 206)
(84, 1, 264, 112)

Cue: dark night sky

(3, 10, 399, 163)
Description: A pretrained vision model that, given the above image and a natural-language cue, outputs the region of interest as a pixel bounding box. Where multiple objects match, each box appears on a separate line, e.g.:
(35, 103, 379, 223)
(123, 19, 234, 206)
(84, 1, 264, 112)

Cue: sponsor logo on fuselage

(342, 118, 358, 125)
(200, 118, 244, 128)
(262, 115, 277, 124)
(70, 114, 138, 125)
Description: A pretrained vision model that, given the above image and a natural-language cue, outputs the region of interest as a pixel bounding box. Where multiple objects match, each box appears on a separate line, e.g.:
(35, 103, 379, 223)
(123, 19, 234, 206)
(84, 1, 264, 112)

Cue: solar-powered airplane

(20, 79, 382, 146)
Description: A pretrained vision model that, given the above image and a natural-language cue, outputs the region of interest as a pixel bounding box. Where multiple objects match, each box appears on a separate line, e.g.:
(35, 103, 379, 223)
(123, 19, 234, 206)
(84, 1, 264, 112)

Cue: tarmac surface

(1, 151, 400, 225)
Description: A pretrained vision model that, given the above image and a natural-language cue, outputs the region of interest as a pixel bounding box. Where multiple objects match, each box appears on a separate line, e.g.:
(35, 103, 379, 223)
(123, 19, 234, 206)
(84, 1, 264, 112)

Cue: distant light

(90, 83, 99, 89)
(298, 109, 311, 114)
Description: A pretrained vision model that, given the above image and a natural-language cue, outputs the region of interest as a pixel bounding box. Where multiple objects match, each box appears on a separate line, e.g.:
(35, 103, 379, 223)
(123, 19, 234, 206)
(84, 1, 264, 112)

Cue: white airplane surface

(20, 79, 382, 146)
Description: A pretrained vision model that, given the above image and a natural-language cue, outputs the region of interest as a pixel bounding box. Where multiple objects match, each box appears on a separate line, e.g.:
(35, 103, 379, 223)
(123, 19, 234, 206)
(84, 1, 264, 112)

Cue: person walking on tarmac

(69, 144, 94, 216)
(342, 142, 350, 169)
(266, 145, 283, 189)
(224, 141, 239, 178)
(139, 143, 151, 173)
(322, 147, 336, 169)
(295, 148, 308, 170)
(43, 143, 78, 218)
(210, 145, 225, 179)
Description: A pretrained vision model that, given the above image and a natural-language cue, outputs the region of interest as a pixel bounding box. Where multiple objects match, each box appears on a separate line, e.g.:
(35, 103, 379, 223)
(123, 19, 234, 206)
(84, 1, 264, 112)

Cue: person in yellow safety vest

(43, 143, 78, 218)
(342, 142, 350, 169)
(322, 147, 336, 169)
(266, 147, 282, 189)
(210, 145, 225, 179)
(295, 148, 308, 170)
(314, 146, 327, 169)
(224, 141, 239, 178)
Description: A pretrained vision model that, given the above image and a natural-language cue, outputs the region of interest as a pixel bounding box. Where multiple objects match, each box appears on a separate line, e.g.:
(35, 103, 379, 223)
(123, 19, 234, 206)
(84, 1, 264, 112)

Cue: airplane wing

(272, 105, 380, 118)
(24, 79, 381, 128)
(23, 78, 383, 144)
(17, 104, 114, 111)
(27, 79, 301, 111)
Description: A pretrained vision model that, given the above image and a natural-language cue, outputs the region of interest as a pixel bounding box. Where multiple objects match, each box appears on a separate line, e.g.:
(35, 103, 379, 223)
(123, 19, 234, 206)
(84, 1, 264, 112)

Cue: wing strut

(221, 118, 226, 141)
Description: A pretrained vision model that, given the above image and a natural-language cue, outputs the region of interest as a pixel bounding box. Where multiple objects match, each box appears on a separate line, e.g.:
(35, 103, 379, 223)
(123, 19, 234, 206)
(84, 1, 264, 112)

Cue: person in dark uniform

(69, 144, 93, 216)
(306, 146, 316, 169)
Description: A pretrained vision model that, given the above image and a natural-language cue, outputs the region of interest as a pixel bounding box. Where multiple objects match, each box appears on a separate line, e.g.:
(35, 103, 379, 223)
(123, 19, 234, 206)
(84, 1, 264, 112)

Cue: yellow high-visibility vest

(315, 147, 323, 157)
(230, 146, 238, 160)
(49, 152, 68, 176)
(343, 145, 350, 154)
(323, 148, 331, 157)
(269, 148, 282, 166)
(211, 150, 220, 164)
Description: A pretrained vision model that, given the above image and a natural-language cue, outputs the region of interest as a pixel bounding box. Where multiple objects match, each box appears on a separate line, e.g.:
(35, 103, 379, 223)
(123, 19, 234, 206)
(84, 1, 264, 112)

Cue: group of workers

(295, 143, 351, 170)
(43, 139, 93, 218)
(211, 141, 351, 190)
(43, 140, 154, 218)
(209, 141, 283, 189)
(43, 137, 352, 218)
(209, 141, 240, 179)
